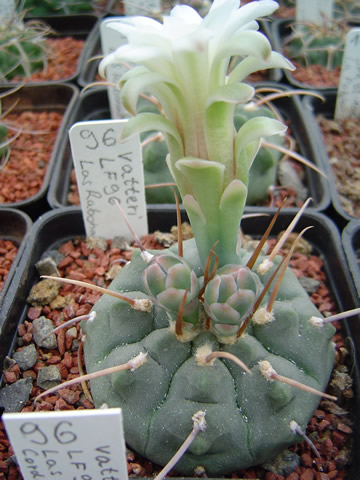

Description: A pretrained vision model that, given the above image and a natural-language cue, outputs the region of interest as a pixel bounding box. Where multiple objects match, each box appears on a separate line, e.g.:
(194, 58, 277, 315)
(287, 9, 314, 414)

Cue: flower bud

(143, 253, 200, 325)
(204, 264, 260, 336)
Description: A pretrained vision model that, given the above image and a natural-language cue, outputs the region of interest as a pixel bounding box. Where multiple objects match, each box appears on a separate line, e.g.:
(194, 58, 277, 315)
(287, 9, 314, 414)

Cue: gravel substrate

(0, 228, 354, 479)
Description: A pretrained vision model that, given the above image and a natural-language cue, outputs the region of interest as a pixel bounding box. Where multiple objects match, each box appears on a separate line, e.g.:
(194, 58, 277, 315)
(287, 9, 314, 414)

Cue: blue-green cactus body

(82, 239, 335, 475)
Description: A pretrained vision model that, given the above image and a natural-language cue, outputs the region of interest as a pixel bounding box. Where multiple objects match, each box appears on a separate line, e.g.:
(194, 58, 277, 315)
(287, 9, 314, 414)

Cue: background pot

(0, 208, 32, 312)
(0, 206, 359, 479)
(302, 92, 358, 227)
(0, 83, 78, 219)
(47, 84, 331, 213)
(342, 220, 360, 298)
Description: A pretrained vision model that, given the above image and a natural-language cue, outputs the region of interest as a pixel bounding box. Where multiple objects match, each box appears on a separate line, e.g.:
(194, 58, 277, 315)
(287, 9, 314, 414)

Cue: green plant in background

(0, 8, 50, 82)
(19, 0, 98, 15)
(283, 17, 347, 70)
(46, 0, 338, 475)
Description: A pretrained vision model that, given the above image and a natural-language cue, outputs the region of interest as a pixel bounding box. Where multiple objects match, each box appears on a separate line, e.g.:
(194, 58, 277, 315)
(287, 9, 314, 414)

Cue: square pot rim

(0, 82, 79, 214)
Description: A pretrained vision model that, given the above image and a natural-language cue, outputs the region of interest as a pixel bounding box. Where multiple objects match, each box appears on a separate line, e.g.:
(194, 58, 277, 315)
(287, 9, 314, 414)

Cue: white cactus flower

(99, 0, 294, 268)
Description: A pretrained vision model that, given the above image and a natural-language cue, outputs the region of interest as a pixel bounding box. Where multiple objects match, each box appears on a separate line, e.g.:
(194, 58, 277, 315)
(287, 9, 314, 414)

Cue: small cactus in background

(0, 87, 22, 167)
(334, 0, 360, 23)
(72, 0, 337, 475)
(142, 133, 178, 203)
(20, 0, 98, 15)
(283, 18, 347, 70)
(0, 9, 50, 81)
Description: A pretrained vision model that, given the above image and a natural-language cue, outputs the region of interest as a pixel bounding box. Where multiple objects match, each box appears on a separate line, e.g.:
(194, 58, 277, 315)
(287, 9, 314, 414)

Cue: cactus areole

(82, 0, 335, 475)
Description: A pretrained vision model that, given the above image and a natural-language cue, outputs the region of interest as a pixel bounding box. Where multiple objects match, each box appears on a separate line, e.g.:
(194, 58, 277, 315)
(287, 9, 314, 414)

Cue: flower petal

(228, 51, 295, 84)
(120, 69, 182, 116)
(206, 83, 254, 109)
(121, 112, 184, 156)
(169, 4, 203, 24)
(216, 30, 272, 62)
(235, 116, 287, 164)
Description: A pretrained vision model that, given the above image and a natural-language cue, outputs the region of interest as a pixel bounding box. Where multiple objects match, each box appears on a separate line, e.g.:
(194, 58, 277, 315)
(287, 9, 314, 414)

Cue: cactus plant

(20, 0, 100, 15)
(334, 0, 360, 23)
(0, 87, 23, 168)
(283, 18, 347, 70)
(0, 8, 50, 81)
(54, 1, 338, 475)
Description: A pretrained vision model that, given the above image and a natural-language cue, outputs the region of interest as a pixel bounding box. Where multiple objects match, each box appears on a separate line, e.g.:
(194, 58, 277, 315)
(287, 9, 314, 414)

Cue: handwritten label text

(69, 120, 148, 239)
(3, 409, 128, 480)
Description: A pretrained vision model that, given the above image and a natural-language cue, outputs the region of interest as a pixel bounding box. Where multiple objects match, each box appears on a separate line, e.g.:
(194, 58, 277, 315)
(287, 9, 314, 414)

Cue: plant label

(123, 0, 161, 15)
(335, 28, 360, 120)
(0, 0, 15, 20)
(296, 0, 333, 23)
(3, 408, 128, 480)
(100, 18, 128, 119)
(69, 119, 148, 240)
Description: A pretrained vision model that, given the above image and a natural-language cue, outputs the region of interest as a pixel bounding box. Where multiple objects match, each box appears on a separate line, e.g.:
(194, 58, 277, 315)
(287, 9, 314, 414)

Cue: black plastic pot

(76, 17, 104, 87)
(0, 15, 98, 86)
(0, 83, 78, 219)
(0, 206, 359, 479)
(0, 208, 32, 312)
(47, 83, 331, 213)
(302, 92, 357, 227)
(77, 19, 282, 87)
(342, 220, 360, 298)
(271, 18, 340, 92)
